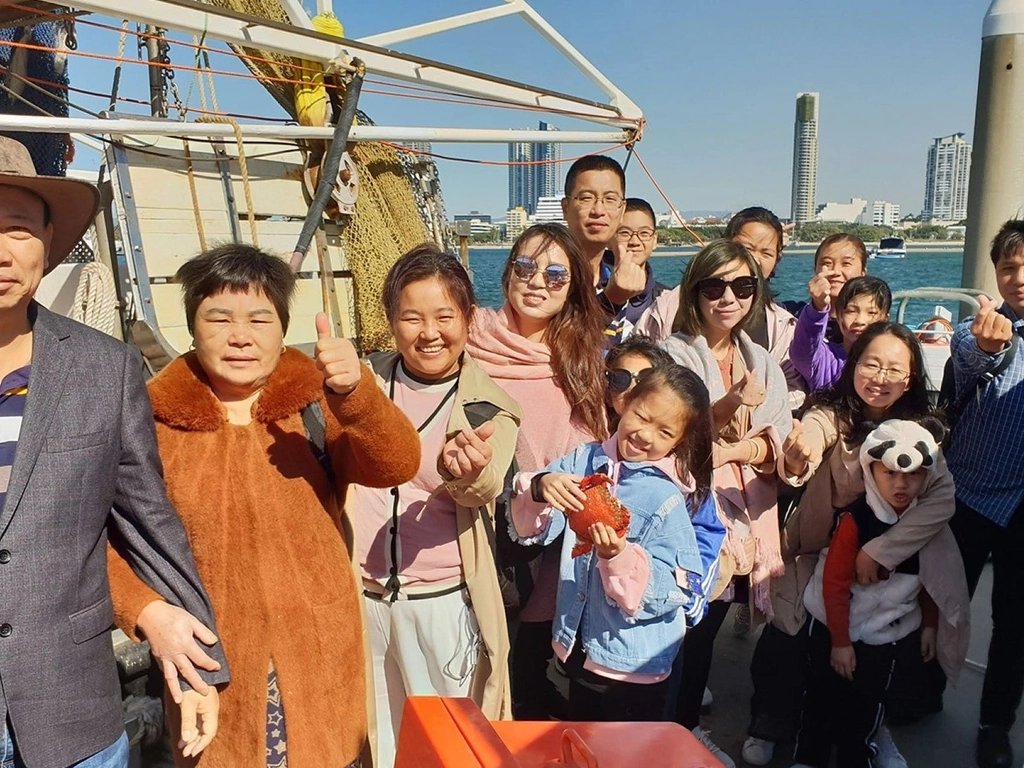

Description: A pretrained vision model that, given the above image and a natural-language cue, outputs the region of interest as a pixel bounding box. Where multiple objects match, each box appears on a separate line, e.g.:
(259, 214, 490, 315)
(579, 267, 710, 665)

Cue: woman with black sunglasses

(659, 239, 793, 765)
(466, 222, 609, 720)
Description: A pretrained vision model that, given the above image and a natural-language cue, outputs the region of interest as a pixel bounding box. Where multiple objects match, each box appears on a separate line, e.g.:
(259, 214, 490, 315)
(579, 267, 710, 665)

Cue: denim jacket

(512, 440, 712, 676)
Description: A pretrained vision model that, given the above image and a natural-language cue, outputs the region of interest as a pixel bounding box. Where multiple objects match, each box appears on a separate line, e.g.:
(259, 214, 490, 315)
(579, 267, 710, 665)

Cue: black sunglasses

(697, 276, 758, 301)
(605, 367, 649, 393)
(511, 257, 571, 289)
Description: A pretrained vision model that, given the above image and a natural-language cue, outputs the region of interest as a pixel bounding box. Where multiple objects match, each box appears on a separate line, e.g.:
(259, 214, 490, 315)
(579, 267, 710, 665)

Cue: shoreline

(468, 243, 965, 255)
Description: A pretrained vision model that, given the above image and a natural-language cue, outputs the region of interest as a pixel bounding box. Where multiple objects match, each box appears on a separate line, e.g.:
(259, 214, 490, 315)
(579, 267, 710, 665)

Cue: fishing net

(193, 0, 455, 351)
(0, 21, 71, 176)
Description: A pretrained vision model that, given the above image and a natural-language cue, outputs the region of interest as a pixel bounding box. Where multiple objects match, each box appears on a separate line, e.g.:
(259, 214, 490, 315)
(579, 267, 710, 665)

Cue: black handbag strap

(301, 399, 335, 489)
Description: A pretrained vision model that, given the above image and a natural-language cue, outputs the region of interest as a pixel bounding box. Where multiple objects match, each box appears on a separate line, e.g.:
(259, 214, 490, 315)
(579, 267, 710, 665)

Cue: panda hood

(859, 418, 942, 524)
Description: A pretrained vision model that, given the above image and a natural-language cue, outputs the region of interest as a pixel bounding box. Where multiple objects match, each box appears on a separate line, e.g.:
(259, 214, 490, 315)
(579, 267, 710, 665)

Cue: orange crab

(567, 474, 631, 557)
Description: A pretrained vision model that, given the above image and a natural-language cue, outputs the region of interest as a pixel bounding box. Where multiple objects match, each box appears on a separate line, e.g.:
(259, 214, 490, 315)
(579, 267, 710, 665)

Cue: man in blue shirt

(947, 219, 1024, 768)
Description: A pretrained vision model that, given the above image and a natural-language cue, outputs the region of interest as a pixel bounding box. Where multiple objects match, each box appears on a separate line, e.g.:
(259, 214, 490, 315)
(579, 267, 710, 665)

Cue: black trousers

(673, 599, 730, 729)
(564, 642, 670, 722)
(511, 619, 567, 721)
(793, 618, 898, 768)
(950, 496, 1024, 731)
(748, 620, 810, 742)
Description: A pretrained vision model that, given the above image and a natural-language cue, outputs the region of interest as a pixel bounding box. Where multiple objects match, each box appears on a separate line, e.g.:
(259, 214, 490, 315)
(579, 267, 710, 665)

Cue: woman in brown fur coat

(107, 244, 420, 767)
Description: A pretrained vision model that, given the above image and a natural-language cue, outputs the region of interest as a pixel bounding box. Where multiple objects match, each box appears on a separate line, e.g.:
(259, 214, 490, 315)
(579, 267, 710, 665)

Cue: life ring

(915, 316, 954, 345)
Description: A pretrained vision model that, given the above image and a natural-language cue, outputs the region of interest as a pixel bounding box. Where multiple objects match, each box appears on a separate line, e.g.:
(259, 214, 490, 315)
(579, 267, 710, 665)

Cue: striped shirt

(946, 304, 1024, 526)
(0, 365, 31, 513)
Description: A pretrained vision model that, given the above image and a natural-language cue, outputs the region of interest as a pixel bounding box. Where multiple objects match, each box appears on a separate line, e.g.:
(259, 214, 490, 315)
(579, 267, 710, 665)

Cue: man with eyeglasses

(559, 156, 650, 338)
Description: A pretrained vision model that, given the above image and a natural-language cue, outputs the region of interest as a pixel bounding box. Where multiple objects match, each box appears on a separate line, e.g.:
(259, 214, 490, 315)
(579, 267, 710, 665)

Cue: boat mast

(144, 26, 168, 118)
(962, 0, 1024, 301)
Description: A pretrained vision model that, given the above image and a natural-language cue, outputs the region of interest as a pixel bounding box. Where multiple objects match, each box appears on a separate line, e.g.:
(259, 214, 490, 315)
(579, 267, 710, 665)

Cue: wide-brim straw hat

(0, 136, 100, 274)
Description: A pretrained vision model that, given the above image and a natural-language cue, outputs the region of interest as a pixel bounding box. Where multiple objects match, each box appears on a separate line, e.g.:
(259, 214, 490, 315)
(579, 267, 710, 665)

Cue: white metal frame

(45, 0, 642, 143)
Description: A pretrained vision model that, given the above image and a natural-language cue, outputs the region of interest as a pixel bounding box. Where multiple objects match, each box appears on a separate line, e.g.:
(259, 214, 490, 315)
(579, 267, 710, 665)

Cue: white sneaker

(742, 736, 775, 766)
(873, 724, 908, 768)
(691, 726, 736, 768)
(733, 603, 752, 637)
(702, 686, 714, 710)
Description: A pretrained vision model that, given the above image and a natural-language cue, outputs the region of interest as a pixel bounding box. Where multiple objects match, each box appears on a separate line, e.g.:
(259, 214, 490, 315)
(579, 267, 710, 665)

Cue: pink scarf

(467, 305, 594, 471)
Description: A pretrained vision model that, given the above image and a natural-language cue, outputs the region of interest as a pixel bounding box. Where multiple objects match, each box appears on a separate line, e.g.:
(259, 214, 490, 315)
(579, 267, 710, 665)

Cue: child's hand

(921, 627, 937, 662)
(538, 473, 586, 513)
(589, 522, 626, 559)
(831, 645, 856, 680)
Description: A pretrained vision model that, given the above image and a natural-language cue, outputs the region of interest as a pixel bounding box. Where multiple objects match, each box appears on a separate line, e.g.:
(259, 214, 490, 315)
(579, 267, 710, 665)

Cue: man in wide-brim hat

(0, 136, 229, 766)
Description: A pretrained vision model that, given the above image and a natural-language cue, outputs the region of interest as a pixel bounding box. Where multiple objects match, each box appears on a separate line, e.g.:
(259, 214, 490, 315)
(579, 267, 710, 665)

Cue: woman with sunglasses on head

(740, 322, 960, 768)
(467, 222, 609, 720)
(659, 239, 792, 767)
(636, 207, 807, 410)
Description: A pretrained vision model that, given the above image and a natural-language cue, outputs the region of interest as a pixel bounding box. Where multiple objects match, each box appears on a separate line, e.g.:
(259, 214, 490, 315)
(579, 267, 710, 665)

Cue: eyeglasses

(605, 367, 649, 393)
(511, 257, 571, 289)
(616, 227, 656, 242)
(571, 192, 624, 209)
(855, 361, 911, 383)
(696, 276, 759, 301)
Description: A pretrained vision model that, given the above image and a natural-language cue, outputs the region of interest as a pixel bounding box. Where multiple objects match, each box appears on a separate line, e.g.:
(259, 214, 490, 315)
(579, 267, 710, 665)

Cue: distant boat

(873, 237, 907, 259)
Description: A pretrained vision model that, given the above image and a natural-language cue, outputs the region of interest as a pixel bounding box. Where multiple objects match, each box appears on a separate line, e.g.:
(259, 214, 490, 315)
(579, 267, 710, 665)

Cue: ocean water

(466, 247, 967, 329)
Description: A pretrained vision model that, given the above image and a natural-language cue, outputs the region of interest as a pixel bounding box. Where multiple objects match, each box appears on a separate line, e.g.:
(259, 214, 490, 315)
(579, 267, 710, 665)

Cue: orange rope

(632, 150, 705, 246)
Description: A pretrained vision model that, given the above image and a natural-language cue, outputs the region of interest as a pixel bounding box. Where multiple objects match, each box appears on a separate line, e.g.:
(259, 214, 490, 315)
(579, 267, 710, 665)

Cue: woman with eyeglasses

(658, 239, 792, 766)
(467, 222, 608, 720)
(740, 322, 957, 768)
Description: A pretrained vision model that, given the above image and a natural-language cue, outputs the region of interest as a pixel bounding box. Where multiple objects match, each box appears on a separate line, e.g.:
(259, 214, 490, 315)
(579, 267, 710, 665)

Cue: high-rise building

(506, 206, 528, 240)
(869, 200, 901, 228)
(790, 92, 820, 225)
(508, 121, 562, 215)
(922, 133, 972, 223)
(532, 196, 567, 226)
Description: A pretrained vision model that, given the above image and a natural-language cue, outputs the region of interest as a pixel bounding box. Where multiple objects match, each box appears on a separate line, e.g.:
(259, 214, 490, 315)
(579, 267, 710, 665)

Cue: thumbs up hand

(971, 295, 1013, 354)
(782, 418, 817, 477)
(314, 312, 361, 395)
(441, 421, 495, 481)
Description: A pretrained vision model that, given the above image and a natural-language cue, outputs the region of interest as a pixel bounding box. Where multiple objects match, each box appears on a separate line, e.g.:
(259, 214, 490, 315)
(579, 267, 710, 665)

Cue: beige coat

(772, 406, 957, 636)
(364, 352, 522, 720)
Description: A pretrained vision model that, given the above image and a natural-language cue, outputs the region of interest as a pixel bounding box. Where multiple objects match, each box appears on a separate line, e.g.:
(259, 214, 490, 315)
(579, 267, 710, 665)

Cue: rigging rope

(70, 261, 120, 337)
(196, 116, 259, 246)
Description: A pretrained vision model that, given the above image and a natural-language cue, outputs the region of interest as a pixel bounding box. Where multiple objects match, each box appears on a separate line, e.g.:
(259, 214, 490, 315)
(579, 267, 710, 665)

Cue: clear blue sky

(66, 0, 986, 220)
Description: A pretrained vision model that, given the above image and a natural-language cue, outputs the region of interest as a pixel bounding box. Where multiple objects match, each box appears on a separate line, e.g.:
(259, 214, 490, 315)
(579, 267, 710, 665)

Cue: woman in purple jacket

(789, 276, 892, 392)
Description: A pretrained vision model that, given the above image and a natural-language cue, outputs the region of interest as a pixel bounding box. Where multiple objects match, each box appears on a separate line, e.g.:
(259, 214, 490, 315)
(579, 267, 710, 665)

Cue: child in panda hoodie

(795, 418, 971, 768)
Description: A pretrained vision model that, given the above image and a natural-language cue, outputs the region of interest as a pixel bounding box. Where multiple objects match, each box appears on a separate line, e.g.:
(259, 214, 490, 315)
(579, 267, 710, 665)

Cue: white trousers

(364, 588, 481, 768)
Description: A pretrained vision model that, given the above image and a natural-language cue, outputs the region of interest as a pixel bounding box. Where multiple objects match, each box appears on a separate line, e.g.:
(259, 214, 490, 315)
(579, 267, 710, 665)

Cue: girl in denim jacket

(510, 364, 722, 721)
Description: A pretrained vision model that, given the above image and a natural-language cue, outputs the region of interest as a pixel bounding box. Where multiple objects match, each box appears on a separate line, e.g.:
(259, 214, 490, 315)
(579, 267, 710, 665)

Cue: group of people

(1, 134, 1022, 768)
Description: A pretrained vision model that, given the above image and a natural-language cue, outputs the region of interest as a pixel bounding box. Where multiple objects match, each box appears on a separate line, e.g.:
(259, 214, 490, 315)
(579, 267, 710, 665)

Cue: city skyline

(507, 121, 562, 215)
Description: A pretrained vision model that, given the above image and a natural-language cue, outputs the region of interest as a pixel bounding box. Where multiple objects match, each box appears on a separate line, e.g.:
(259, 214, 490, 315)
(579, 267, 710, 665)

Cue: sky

(62, 0, 987, 221)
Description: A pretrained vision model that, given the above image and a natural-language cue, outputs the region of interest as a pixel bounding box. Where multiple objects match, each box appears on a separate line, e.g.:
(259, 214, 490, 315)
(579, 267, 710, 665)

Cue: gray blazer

(0, 304, 229, 767)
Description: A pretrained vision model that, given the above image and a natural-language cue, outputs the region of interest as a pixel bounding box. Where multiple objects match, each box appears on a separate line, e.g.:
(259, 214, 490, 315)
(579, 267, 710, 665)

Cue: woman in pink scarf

(466, 222, 608, 719)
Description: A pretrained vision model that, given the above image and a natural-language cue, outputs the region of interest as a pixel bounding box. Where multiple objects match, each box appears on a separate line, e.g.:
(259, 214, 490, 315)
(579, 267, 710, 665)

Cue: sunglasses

(696, 276, 758, 301)
(511, 257, 571, 289)
(605, 367, 649, 393)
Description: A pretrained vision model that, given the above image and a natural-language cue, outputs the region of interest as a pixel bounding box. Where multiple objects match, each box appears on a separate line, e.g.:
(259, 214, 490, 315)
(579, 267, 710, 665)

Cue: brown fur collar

(149, 348, 325, 431)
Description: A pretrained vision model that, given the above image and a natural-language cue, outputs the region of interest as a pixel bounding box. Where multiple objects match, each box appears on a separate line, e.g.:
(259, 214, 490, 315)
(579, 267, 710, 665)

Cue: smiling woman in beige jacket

(352, 244, 521, 768)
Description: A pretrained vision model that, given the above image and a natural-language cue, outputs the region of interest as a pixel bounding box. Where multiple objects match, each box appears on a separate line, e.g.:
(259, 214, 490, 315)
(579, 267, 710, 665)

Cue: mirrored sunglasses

(697, 275, 758, 301)
(511, 257, 571, 289)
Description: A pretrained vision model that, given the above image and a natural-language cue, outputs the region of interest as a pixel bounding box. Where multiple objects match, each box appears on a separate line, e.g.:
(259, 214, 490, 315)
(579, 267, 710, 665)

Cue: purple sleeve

(789, 304, 847, 391)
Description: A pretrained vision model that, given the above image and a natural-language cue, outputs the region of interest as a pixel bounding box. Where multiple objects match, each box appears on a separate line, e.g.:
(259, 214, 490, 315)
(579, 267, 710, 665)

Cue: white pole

(0, 114, 630, 144)
(962, 0, 1024, 299)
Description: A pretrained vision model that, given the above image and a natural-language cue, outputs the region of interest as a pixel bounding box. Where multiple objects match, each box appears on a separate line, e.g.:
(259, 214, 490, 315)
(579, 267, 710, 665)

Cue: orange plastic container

(395, 697, 725, 768)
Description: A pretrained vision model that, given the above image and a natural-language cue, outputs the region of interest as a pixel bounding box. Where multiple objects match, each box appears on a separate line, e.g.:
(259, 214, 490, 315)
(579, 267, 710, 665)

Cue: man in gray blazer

(0, 137, 228, 767)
